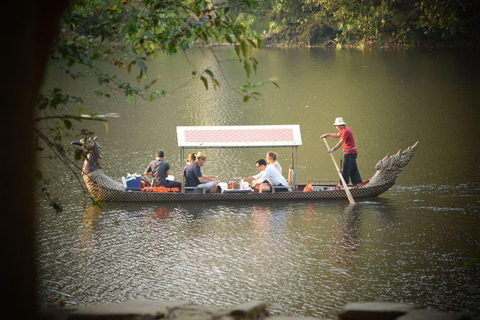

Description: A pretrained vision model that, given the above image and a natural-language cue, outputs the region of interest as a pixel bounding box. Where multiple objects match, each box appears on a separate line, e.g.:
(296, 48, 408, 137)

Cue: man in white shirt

(243, 159, 289, 193)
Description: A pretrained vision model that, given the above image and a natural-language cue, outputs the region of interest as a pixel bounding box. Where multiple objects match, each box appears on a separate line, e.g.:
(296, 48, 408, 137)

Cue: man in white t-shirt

(243, 159, 289, 193)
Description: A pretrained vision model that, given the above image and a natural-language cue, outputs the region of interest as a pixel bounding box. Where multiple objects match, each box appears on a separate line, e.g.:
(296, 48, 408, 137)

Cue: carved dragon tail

(365, 141, 419, 187)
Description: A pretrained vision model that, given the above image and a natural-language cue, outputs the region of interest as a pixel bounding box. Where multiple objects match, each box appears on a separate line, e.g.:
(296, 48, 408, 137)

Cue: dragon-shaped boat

(72, 125, 418, 203)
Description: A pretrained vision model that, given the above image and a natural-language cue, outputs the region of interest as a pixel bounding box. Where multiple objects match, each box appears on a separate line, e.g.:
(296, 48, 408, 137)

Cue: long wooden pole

(322, 138, 355, 204)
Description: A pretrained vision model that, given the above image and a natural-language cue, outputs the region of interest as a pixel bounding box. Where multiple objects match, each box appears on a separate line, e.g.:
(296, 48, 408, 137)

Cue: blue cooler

(126, 175, 142, 190)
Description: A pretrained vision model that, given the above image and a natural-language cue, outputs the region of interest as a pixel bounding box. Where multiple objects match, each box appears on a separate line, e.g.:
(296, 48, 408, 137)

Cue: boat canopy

(177, 125, 302, 190)
(176, 125, 302, 148)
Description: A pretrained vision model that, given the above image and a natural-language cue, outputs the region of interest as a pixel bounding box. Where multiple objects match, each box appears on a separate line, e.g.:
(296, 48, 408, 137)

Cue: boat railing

(307, 180, 341, 186)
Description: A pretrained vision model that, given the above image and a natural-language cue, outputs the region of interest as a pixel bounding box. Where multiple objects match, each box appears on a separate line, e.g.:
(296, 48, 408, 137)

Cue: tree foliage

(232, 0, 479, 47)
(36, 0, 277, 211)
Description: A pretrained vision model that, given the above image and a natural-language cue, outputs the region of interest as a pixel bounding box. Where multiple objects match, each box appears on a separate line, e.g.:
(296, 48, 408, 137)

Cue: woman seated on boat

(185, 152, 218, 193)
(186, 153, 196, 166)
(266, 151, 282, 175)
(183, 153, 196, 177)
(243, 159, 289, 193)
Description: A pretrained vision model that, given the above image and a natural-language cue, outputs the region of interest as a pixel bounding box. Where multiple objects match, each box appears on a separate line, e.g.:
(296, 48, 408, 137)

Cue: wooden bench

(184, 186, 207, 194)
(271, 185, 292, 193)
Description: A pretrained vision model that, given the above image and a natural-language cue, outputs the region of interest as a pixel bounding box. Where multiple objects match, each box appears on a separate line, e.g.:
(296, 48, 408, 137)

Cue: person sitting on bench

(246, 159, 289, 193)
(185, 152, 218, 193)
(144, 150, 181, 189)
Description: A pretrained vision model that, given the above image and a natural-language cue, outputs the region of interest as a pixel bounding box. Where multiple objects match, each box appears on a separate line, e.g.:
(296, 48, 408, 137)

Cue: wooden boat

(71, 125, 418, 203)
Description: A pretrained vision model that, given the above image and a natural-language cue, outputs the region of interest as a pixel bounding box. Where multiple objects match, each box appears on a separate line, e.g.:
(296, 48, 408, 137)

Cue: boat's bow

(72, 137, 124, 198)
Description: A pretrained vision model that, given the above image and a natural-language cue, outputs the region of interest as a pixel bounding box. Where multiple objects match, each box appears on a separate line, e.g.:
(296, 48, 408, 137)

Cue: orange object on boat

(141, 186, 179, 193)
(303, 182, 313, 192)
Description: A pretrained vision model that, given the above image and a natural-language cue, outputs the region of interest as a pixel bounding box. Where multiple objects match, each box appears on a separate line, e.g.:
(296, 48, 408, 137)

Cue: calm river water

(36, 47, 480, 319)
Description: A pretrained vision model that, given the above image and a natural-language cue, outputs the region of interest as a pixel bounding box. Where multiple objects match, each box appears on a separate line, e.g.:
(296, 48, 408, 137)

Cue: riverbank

(39, 300, 477, 320)
(203, 37, 479, 50)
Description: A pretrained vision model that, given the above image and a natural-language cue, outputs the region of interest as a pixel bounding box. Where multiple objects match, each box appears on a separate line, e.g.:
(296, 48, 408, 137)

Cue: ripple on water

(35, 195, 480, 318)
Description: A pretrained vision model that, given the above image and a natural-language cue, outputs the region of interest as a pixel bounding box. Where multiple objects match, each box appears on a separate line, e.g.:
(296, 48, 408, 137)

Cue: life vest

(303, 182, 313, 192)
(141, 186, 179, 193)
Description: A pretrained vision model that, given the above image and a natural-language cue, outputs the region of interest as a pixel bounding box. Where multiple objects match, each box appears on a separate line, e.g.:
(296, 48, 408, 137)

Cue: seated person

(186, 153, 196, 166)
(266, 151, 282, 174)
(145, 150, 181, 189)
(185, 152, 218, 193)
(183, 153, 196, 177)
(244, 159, 289, 193)
(242, 167, 264, 193)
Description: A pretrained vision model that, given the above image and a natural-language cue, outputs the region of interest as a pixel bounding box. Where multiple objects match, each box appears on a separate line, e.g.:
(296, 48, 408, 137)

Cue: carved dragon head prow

(365, 141, 419, 187)
(71, 137, 102, 175)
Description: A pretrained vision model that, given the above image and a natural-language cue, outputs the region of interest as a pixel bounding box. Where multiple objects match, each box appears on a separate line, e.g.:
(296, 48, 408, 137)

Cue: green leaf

(234, 45, 241, 60)
(200, 76, 208, 90)
(127, 60, 135, 73)
(228, 34, 236, 43)
(244, 61, 252, 78)
(205, 69, 214, 78)
(241, 40, 248, 58)
(35, 170, 44, 180)
(257, 37, 263, 50)
(64, 120, 72, 129)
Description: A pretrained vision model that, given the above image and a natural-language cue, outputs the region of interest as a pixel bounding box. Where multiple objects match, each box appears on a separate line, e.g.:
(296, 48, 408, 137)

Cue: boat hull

(73, 138, 418, 203)
(84, 173, 395, 203)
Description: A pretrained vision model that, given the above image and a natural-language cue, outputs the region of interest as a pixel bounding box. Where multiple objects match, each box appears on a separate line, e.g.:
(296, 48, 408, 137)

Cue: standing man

(185, 152, 218, 193)
(321, 117, 362, 186)
(244, 159, 289, 193)
(145, 150, 182, 189)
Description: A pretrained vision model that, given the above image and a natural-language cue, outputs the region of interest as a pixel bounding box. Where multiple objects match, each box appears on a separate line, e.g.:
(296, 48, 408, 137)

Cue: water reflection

(331, 204, 361, 272)
(153, 206, 170, 221)
(252, 205, 273, 246)
(77, 206, 103, 254)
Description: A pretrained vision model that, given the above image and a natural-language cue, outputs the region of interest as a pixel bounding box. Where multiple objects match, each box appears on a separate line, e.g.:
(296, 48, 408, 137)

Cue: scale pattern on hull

(84, 172, 395, 202)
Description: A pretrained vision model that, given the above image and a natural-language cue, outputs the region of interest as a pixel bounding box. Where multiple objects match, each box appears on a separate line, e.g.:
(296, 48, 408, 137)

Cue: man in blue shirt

(185, 152, 218, 193)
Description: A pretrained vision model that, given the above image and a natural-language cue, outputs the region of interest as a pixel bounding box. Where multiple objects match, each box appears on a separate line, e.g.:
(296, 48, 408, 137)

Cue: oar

(322, 138, 355, 204)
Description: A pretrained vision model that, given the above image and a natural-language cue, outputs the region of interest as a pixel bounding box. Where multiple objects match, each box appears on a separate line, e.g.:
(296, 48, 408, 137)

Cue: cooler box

(126, 175, 142, 190)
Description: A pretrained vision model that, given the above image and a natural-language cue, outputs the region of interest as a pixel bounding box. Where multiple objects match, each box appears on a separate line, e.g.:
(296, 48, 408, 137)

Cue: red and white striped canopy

(176, 125, 302, 148)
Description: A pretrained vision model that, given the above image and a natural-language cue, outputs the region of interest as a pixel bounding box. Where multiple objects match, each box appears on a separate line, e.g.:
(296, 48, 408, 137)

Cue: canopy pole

(291, 147, 294, 169)
(289, 146, 298, 191)
(180, 147, 185, 193)
(295, 146, 298, 190)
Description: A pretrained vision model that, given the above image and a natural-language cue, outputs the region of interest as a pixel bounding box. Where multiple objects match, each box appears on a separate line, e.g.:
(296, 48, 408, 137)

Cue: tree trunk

(3, 1, 68, 317)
